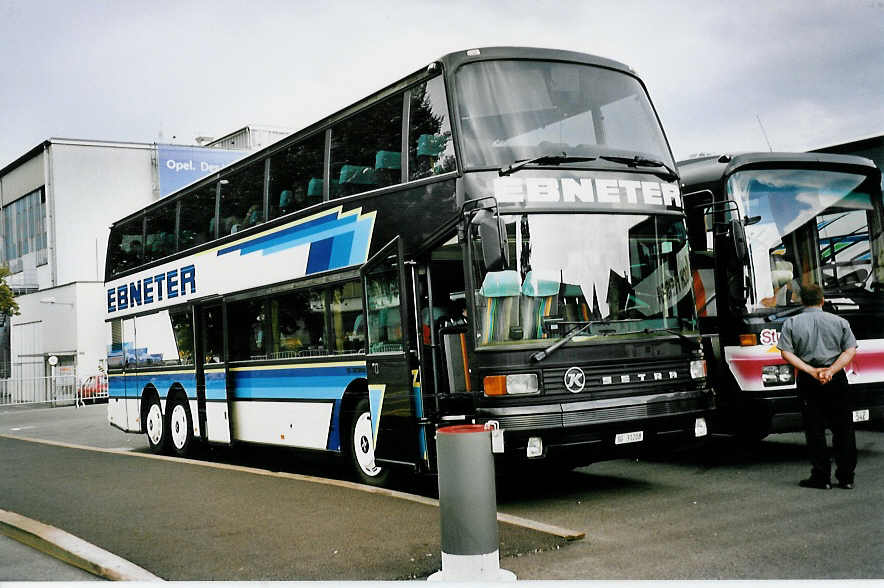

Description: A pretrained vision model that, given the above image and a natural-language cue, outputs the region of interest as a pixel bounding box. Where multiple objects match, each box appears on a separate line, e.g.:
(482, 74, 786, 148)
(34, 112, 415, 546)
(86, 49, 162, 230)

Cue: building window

(3, 187, 48, 273)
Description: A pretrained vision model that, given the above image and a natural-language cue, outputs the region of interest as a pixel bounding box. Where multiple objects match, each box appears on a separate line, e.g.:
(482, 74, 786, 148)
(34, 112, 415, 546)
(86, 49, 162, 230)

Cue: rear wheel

(144, 396, 167, 454)
(168, 398, 194, 457)
(348, 398, 390, 487)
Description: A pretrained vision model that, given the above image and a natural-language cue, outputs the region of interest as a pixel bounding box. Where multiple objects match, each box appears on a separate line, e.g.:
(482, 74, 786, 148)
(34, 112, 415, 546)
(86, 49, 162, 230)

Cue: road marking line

(0, 433, 585, 541)
(0, 508, 163, 581)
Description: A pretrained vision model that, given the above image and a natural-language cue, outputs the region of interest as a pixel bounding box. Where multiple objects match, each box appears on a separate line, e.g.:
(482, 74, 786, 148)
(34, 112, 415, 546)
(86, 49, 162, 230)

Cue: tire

(347, 398, 390, 487)
(144, 396, 168, 454)
(168, 397, 194, 457)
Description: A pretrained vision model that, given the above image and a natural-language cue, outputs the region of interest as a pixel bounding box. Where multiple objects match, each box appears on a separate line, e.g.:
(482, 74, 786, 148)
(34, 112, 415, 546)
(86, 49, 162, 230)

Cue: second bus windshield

(727, 168, 884, 309)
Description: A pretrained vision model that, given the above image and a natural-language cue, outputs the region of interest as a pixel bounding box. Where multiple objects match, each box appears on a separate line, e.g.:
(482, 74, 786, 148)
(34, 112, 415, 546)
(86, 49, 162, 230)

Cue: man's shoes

(799, 477, 832, 490)
(837, 481, 854, 490)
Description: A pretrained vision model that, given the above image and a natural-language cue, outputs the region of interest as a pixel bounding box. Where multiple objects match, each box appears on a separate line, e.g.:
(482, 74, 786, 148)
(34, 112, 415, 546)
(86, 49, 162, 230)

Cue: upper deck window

(268, 133, 325, 218)
(144, 201, 177, 263)
(409, 76, 456, 180)
(107, 216, 144, 276)
(331, 94, 403, 198)
(218, 163, 265, 236)
(454, 60, 672, 170)
(179, 183, 217, 250)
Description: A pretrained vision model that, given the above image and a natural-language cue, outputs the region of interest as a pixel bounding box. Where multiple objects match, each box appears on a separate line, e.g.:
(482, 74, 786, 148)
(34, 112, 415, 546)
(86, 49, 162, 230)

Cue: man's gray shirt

(778, 307, 857, 367)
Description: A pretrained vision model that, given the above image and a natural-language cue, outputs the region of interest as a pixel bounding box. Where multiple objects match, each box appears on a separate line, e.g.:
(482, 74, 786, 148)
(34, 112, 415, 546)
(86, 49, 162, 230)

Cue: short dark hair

(800, 284, 824, 306)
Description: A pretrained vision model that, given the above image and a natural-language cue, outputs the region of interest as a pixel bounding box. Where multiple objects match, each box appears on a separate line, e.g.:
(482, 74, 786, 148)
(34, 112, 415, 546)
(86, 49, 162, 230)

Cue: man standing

(778, 283, 857, 490)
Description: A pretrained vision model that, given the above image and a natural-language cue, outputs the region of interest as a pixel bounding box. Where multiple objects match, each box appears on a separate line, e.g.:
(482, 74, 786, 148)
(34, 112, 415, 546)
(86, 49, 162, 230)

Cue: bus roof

(109, 47, 637, 230)
(435, 46, 634, 75)
(678, 151, 879, 190)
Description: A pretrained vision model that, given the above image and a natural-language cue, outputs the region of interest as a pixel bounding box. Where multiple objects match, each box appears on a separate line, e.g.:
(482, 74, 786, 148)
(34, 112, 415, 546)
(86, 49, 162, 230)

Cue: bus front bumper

(475, 388, 713, 464)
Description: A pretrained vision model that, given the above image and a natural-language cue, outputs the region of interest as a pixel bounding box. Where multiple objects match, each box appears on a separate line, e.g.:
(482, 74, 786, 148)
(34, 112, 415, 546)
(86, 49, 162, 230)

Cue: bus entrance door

(194, 304, 232, 444)
(361, 238, 423, 469)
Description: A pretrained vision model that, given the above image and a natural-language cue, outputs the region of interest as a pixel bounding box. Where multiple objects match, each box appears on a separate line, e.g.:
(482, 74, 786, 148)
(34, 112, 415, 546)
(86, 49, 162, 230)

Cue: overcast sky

(1, 0, 882, 169)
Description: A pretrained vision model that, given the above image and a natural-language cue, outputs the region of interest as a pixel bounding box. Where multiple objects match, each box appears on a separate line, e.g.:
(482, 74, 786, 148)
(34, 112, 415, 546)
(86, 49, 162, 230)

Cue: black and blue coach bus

(680, 152, 884, 439)
(105, 47, 713, 485)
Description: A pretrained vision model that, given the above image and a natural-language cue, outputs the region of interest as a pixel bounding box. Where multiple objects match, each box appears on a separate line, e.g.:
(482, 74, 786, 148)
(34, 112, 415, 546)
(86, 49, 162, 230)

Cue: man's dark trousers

(797, 370, 856, 484)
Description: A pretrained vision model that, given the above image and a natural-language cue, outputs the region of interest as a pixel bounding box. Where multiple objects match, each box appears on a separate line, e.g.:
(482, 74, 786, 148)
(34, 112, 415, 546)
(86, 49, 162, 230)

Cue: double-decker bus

(680, 152, 884, 439)
(105, 47, 712, 486)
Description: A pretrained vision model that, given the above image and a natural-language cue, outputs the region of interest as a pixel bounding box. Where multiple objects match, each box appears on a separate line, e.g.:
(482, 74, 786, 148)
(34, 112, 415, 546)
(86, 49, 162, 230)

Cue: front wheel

(144, 396, 167, 454)
(348, 398, 390, 487)
(168, 398, 194, 457)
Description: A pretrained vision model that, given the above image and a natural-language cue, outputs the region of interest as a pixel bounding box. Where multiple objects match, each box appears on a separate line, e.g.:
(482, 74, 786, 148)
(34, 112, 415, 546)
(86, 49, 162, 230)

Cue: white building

(0, 129, 280, 385)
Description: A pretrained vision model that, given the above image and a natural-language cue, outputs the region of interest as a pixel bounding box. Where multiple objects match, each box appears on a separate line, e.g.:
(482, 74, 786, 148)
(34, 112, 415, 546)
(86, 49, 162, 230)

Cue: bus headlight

(690, 359, 707, 379)
(762, 365, 794, 386)
(483, 374, 539, 396)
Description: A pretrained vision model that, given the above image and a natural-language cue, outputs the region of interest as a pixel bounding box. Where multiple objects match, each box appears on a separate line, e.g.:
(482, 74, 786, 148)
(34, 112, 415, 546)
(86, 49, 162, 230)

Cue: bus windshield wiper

(499, 152, 598, 177)
(765, 305, 804, 322)
(530, 321, 596, 363)
(529, 318, 641, 363)
(599, 154, 679, 182)
(641, 326, 696, 346)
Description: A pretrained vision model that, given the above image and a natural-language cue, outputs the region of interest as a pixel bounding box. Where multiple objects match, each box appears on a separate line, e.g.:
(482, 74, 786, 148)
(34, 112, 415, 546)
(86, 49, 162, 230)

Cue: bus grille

(562, 398, 701, 427)
(543, 357, 691, 397)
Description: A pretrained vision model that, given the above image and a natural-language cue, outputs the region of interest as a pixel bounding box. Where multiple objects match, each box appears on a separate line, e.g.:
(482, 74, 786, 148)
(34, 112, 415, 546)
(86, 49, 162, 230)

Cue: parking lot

(1, 404, 883, 580)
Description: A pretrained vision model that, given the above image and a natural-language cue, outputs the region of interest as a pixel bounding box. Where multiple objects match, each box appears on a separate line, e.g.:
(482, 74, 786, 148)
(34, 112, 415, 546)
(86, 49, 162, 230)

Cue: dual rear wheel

(144, 395, 193, 457)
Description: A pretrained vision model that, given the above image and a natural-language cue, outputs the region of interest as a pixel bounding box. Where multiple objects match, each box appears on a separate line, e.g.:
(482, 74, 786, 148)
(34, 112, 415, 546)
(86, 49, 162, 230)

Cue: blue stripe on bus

(327, 400, 342, 451)
(306, 237, 334, 274)
(329, 231, 354, 270)
(230, 368, 362, 401)
(218, 212, 351, 257)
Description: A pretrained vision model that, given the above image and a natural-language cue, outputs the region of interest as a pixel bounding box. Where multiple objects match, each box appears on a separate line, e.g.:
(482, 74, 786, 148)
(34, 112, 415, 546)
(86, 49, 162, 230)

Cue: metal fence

(0, 373, 108, 408)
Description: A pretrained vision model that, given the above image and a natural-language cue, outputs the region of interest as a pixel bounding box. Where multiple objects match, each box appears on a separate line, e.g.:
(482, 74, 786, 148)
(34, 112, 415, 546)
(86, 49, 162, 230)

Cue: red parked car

(77, 374, 108, 403)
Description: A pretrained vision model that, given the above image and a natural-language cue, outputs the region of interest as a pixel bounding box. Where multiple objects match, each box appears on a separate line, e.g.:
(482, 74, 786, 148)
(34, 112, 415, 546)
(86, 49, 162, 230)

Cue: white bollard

(428, 424, 516, 581)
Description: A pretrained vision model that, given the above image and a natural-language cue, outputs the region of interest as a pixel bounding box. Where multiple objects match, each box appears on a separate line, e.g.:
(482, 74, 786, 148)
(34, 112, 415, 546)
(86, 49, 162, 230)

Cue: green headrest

(522, 271, 560, 297)
(417, 134, 448, 157)
(307, 179, 322, 197)
(340, 165, 377, 185)
(306, 179, 340, 197)
(479, 270, 521, 298)
(375, 151, 401, 170)
(562, 284, 584, 297)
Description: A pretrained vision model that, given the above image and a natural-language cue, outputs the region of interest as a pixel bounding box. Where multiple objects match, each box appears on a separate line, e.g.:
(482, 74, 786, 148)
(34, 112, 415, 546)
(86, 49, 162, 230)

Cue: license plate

(853, 409, 870, 423)
(615, 430, 644, 445)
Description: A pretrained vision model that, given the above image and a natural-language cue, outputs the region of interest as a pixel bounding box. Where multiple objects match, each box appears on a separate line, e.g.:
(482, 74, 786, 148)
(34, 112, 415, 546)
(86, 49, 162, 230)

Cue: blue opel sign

(157, 144, 247, 197)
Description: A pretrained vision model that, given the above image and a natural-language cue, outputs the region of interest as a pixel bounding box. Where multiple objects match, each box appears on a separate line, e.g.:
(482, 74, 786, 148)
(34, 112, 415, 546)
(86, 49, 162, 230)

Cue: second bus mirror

(730, 218, 749, 265)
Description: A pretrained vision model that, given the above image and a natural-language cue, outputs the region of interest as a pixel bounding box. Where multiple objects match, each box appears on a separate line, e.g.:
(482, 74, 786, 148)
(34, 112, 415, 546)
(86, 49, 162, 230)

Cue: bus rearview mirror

(472, 209, 508, 272)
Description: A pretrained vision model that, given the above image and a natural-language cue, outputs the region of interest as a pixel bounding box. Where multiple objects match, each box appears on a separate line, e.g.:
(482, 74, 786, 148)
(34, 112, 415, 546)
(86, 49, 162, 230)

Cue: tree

(0, 265, 20, 318)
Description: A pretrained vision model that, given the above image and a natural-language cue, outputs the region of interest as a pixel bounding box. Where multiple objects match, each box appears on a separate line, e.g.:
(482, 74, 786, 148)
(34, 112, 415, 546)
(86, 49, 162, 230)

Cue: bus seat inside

(375, 150, 401, 170)
(521, 271, 560, 339)
(340, 165, 377, 196)
(478, 270, 521, 343)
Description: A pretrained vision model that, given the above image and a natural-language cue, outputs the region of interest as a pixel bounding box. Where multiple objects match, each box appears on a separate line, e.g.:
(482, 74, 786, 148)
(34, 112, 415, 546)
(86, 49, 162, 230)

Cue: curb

(0, 508, 163, 581)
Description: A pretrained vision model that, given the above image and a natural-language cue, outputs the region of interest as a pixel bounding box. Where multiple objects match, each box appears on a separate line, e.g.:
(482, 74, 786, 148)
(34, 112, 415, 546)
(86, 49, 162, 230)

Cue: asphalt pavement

(0, 434, 567, 581)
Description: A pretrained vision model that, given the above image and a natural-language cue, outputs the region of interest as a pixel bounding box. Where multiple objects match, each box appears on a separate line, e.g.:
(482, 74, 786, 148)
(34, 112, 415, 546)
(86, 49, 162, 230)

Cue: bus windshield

(473, 213, 695, 346)
(727, 169, 884, 310)
(454, 60, 673, 170)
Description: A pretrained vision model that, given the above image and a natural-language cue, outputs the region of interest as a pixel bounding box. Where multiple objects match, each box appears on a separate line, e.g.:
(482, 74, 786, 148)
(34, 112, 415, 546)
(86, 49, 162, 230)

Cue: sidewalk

(0, 435, 576, 580)
(0, 534, 99, 581)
